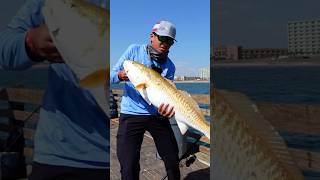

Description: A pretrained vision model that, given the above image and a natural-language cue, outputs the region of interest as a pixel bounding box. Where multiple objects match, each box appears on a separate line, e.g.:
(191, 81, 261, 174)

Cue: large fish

(42, 0, 109, 116)
(123, 60, 210, 139)
(213, 90, 304, 180)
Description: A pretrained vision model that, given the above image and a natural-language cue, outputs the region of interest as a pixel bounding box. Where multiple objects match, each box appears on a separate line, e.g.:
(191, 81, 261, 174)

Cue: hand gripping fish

(42, 0, 109, 116)
(123, 60, 210, 139)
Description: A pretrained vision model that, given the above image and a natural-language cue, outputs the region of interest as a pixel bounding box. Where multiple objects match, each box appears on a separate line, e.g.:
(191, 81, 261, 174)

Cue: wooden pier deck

(110, 118, 210, 180)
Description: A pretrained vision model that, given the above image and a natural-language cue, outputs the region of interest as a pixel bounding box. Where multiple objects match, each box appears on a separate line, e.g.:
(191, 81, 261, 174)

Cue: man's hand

(118, 70, 129, 81)
(158, 103, 175, 118)
(26, 24, 63, 63)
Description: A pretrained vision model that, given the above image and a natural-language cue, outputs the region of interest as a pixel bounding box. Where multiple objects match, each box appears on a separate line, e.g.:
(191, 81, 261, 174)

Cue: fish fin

(134, 83, 151, 105)
(165, 79, 176, 88)
(138, 88, 152, 105)
(179, 90, 202, 115)
(135, 83, 146, 90)
(79, 69, 108, 88)
(176, 121, 188, 135)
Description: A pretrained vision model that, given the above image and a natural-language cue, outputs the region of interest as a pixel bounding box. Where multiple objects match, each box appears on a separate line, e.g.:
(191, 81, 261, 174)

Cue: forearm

(0, 0, 43, 70)
(111, 45, 135, 84)
(0, 29, 34, 70)
(110, 70, 122, 84)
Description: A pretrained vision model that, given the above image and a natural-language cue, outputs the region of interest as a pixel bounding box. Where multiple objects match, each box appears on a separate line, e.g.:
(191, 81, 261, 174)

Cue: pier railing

(0, 87, 43, 177)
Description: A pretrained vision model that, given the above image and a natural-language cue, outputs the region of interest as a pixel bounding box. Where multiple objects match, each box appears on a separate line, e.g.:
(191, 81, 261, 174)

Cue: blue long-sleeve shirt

(110, 44, 176, 115)
(0, 0, 109, 169)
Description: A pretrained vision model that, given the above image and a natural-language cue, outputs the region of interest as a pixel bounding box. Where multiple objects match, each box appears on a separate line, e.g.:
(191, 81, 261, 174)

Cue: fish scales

(43, 0, 109, 116)
(213, 90, 304, 180)
(124, 60, 210, 139)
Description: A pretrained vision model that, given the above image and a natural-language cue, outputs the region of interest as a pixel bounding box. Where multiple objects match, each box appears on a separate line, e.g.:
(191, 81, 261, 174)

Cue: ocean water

(213, 66, 320, 104)
(111, 82, 210, 95)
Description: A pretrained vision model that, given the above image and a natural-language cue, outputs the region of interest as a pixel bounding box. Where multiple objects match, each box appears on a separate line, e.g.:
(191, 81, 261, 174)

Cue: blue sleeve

(0, 0, 44, 71)
(165, 60, 176, 81)
(110, 45, 135, 84)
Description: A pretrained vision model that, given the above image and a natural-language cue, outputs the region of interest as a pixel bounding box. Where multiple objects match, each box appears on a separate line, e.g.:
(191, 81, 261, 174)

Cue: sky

(213, 0, 320, 48)
(110, 0, 210, 76)
(2, 1, 320, 72)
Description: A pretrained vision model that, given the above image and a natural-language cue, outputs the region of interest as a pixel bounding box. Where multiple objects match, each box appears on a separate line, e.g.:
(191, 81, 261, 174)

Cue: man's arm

(0, 0, 43, 70)
(110, 45, 135, 84)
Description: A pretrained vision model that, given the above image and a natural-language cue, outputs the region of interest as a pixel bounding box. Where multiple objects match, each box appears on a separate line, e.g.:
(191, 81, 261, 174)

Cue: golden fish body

(123, 60, 210, 139)
(43, 0, 109, 115)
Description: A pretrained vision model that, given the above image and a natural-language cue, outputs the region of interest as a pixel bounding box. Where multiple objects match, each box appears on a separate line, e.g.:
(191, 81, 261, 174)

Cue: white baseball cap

(152, 21, 177, 41)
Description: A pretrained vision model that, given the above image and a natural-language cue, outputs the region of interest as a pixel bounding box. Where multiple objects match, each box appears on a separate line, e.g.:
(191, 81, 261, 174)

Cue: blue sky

(213, 0, 320, 48)
(110, 0, 210, 76)
(0, 0, 210, 77)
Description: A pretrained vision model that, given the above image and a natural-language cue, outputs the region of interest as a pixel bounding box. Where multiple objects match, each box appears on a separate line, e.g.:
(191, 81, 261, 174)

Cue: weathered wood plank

(0, 88, 43, 104)
(289, 148, 320, 172)
(199, 146, 210, 155)
(23, 128, 35, 140)
(0, 109, 39, 123)
(191, 94, 210, 105)
(12, 110, 39, 123)
(24, 147, 33, 159)
(258, 102, 320, 135)
(186, 133, 210, 144)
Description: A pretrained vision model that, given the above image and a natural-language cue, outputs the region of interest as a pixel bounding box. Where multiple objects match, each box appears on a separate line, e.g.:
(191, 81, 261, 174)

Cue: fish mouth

(123, 60, 132, 71)
(123, 60, 128, 71)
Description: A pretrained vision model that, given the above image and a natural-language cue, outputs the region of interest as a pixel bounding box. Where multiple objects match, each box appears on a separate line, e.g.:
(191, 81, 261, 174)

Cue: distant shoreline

(212, 57, 320, 67)
(116, 80, 209, 84)
(174, 80, 209, 83)
(213, 61, 320, 67)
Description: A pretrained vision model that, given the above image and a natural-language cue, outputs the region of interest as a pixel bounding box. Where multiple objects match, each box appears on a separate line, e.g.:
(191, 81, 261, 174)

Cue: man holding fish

(111, 21, 180, 180)
(0, 0, 109, 179)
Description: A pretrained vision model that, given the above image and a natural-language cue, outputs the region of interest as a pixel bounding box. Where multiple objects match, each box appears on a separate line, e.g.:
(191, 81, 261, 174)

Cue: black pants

(117, 113, 180, 180)
(29, 162, 109, 180)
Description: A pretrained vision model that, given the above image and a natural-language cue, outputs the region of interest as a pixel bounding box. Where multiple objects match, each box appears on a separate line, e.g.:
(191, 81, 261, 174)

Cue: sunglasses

(153, 32, 174, 46)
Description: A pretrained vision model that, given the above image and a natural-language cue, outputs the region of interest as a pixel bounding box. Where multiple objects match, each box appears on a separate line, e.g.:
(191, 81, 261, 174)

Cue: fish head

(123, 60, 149, 87)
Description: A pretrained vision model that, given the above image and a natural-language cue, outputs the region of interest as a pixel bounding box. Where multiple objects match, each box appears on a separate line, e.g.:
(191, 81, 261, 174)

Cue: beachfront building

(174, 75, 185, 81)
(212, 45, 240, 61)
(288, 19, 320, 55)
(198, 67, 210, 80)
(239, 48, 288, 59)
(213, 45, 288, 60)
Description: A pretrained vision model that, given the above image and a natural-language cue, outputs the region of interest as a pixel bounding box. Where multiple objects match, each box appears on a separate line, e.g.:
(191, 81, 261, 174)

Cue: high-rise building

(288, 19, 320, 55)
(198, 67, 210, 80)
